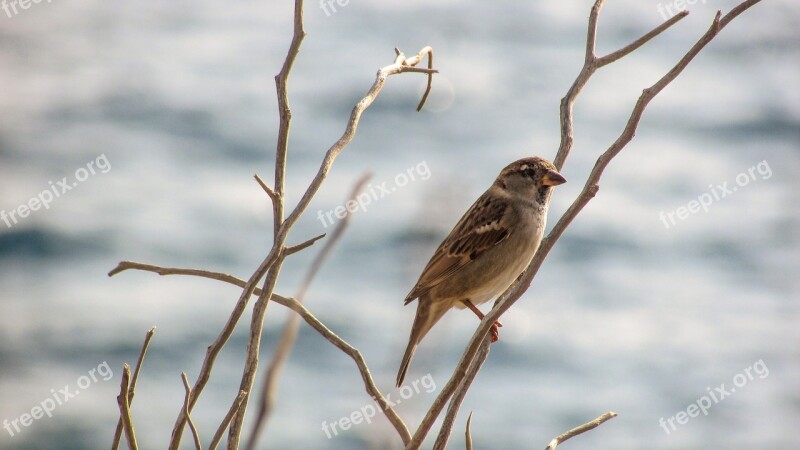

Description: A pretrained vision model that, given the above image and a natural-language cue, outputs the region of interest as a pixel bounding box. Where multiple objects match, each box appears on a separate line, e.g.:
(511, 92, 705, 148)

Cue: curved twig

(544, 412, 617, 450)
(416, 48, 435, 111)
(465, 412, 474, 450)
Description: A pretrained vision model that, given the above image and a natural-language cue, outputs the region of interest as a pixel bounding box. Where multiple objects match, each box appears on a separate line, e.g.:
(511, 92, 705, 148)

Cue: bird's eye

(523, 168, 536, 178)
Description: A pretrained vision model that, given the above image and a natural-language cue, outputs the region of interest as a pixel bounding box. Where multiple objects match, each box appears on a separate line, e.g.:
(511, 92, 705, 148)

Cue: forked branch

(408, 1, 762, 448)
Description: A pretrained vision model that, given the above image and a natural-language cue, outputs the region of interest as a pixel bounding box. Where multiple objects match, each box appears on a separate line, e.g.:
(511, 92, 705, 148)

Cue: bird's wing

(405, 192, 511, 303)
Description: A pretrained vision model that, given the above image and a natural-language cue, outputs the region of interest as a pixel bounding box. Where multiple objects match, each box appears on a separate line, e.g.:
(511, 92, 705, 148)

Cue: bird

(396, 156, 566, 387)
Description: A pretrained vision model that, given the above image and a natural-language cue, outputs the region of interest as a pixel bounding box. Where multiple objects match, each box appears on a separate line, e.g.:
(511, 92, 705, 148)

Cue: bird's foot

(490, 321, 501, 343)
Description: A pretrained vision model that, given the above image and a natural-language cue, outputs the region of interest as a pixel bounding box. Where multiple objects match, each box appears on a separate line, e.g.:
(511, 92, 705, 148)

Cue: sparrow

(396, 156, 566, 387)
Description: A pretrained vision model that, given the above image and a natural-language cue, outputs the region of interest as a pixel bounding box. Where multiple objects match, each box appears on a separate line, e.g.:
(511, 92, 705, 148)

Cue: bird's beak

(541, 170, 567, 186)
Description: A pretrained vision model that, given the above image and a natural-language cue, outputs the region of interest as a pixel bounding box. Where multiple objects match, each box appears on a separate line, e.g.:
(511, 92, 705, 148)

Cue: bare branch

(227, 254, 285, 449)
(409, 1, 762, 447)
(108, 2, 432, 448)
(181, 373, 203, 450)
(276, 45, 434, 242)
(544, 412, 617, 450)
(109, 261, 411, 444)
(225, 42, 435, 447)
(246, 173, 371, 450)
(554, 0, 689, 170)
(112, 327, 155, 450)
(432, 336, 491, 450)
(273, 0, 307, 239)
(209, 391, 247, 450)
(110, 0, 433, 448)
(116, 364, 138, 450)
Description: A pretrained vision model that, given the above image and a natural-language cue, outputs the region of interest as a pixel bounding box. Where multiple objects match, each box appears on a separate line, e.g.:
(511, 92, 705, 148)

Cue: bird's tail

(396, 296, 450, 387)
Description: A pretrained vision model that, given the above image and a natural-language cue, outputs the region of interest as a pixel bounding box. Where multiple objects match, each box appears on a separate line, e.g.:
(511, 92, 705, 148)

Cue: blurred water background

(1, 0, 798, 449)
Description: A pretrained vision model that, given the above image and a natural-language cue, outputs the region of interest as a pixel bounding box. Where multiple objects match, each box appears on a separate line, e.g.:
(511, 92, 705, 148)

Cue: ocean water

(0, 0, 798, 449)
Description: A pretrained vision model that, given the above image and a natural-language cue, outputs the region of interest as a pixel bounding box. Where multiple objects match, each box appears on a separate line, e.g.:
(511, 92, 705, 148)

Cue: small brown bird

(396, 157, 566, 387)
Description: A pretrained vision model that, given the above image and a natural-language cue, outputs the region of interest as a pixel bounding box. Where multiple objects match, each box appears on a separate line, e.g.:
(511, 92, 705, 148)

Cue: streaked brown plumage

(397, 157, 565, 387)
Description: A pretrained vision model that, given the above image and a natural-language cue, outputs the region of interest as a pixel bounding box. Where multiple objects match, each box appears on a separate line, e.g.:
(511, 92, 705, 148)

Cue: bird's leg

(461, 299, 502, 343)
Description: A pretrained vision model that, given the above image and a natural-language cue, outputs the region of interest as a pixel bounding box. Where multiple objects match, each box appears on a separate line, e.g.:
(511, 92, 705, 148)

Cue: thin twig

(416, 48, 435, 111)
(181, 373, 203, 450)
(254, 174, 279, 203)
(112, 327, 155, 450)
(544, 412, 617, 450)
(209, 391, 247, 450)
(597, 11, 689, 67)
(408, 1, 762, 448)
(285, 233, 327, 256)
(116, 364, 138, 450)
(245, 173, 371, 450)
(465, 412, 473, 450)
(254, 174, 280, 232)
(109, 262, 411, 444)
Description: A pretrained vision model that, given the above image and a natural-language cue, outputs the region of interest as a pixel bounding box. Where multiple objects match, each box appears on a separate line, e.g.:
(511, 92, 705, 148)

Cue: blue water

(1, 1, 798, 449)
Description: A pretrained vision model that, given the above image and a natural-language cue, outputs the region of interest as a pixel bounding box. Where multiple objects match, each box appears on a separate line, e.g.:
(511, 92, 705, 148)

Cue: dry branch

(407, 1, 762, 448)
(226, 41, 434, 446)
(245, 174, 371, 450)
(112, 327, 155, 449)
(153, 4, 434, 440)
(109, 261, 412, 444)
(116, 364, 138, 450)
(210, 391, 247, 450)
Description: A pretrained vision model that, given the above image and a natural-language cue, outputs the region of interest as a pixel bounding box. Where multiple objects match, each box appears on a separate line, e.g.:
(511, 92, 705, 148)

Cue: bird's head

(495, 156, 566, 203)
